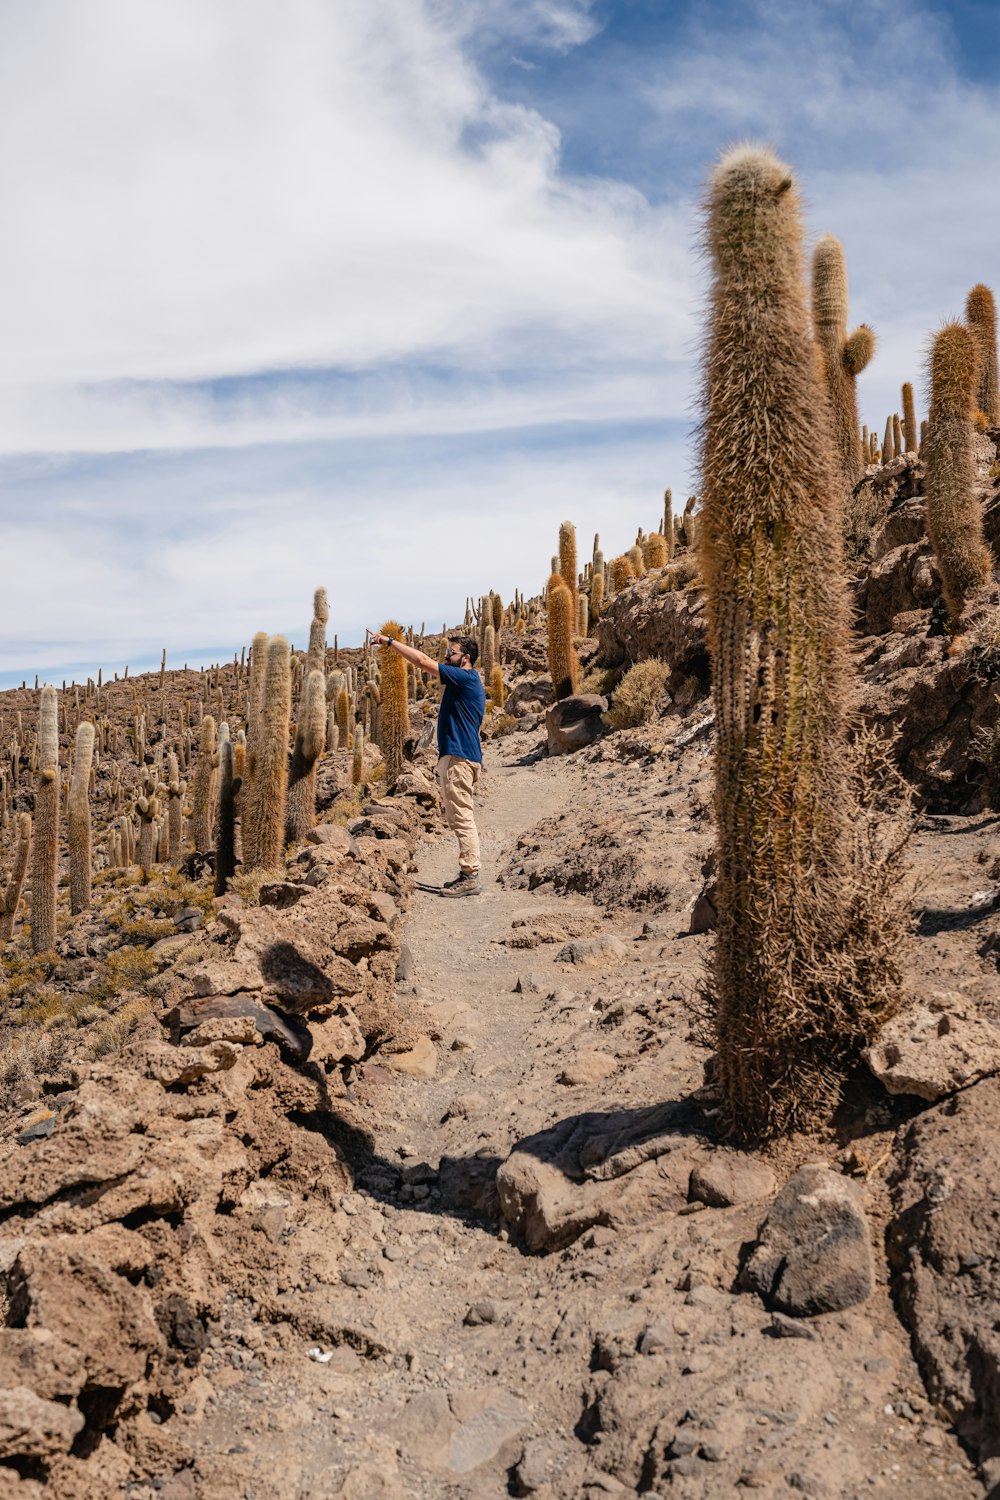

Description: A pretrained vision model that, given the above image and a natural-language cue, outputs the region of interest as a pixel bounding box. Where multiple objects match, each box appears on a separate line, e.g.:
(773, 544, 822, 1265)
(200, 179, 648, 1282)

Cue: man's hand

(368, 629, 390, 647)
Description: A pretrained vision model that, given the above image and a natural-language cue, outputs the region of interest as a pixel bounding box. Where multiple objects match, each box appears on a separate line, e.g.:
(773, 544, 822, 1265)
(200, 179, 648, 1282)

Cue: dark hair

(450, 636, 478, 666)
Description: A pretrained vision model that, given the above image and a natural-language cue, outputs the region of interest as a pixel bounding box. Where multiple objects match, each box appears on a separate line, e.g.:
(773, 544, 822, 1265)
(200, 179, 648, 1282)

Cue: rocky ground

(2, 682, 1000, 1496)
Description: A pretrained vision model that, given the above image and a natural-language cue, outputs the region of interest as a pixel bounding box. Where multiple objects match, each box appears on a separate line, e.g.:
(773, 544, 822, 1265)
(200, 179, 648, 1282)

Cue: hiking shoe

(440, 872, 481, 897)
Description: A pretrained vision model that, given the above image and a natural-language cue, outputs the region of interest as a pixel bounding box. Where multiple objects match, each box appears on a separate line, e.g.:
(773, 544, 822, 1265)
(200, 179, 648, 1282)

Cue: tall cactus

(306, 587, 328, 678)
(590, 549, 605, 619)
(481, 624, 496, 683)
(967, 283, 1000, 426)
(242, 635, 292, 870)
(166, 751, 185, 862)
(31, 686, 59, 954)
(558, 521, 578, 609)
(925, 321, 992, 623)
(215, 738, 241, 895)
(902, 382, 917, 455)
(1, 813, 31, 943)
(286, 667, 326, 844)
(351, 724, 365, 788)
(546, 574, 578, 700)
(664, 489, 675, 562)
(189, 715, 217, 854)
(135, 776, 161, 874)
(701, 145, 897, 1141)
(811, 234, 875, 487)
(379, 621, 408, 788)
(68, 721, 95, 914)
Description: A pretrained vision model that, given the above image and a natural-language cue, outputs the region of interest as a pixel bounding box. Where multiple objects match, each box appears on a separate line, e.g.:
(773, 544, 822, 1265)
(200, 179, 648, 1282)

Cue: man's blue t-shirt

(438, 664, 486, 764)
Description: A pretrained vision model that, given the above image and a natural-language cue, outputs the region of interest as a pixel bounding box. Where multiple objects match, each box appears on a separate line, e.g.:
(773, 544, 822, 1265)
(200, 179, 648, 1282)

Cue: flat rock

(688, 1152, 776, 1208)
(558, 1051, 618, 1086)
(864, 996, 1000, 1100)
(181, 1015, 260, 1048)
(383, 1035, 437, 1079)
(164, 994, 312, 1061)
(306, 824, 358, 851)
(0, 1386, 84, 1462)
(143, 1039, 241, 1086)
(556, 935, 628, 967)
(447, 1390, 530, 1475)
(742, 1164, 874, 1316)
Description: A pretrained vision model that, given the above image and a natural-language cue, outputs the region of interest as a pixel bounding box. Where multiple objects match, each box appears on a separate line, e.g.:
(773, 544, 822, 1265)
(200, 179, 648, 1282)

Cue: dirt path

(184, 735, 986, 1500)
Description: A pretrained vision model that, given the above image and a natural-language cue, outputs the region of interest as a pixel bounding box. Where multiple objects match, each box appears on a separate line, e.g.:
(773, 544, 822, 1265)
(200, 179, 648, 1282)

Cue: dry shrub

(84, 996, 152, 1059)
(90, 945, 158, 1000)
(606, 660, 672, 730)
(656, 558, 699, 594)
(229, 866, 286, 908)
(844, 479, 889, 568)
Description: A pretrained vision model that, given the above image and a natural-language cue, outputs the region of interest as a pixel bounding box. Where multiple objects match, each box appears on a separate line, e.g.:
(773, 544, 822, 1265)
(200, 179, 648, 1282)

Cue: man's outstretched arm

(368, 631, 441, 678)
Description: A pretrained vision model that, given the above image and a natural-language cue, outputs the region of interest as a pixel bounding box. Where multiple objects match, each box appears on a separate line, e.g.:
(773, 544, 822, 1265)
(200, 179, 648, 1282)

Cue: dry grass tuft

(606, 661, 672, 730)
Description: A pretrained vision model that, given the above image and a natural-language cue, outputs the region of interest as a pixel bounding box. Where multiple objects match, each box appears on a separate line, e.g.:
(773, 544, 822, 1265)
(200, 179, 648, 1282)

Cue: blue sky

(1, 0, 999, 686)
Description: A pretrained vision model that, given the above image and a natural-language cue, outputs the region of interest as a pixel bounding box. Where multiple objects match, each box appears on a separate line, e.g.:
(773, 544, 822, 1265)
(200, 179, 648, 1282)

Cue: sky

(2, 0, 999, 686)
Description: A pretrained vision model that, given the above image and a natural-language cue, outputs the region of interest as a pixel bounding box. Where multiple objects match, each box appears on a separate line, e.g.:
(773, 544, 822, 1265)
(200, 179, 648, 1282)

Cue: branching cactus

(135, 776, 161, 875)
(68, 721, 95, 914)
(811, 234, 874, 486)
(546, 574, 578, 700)
(286, 667, 326, 844)
(379, 621, 408, 788)
(967, 284, 1000, 425)
(215, 739, 241, 895)
(31, 686, 59, 954)
(1, 813, 31, 943)
(189, 715, 217, 854)
(701, 145, 898, 1141)
(307, 587, 329, 678)
(925, 321, 993, 622)
(242, 635, 291, 870)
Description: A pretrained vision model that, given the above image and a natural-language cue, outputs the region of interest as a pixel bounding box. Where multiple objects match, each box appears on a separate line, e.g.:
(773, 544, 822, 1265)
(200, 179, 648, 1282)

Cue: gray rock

(742, 1164, 874, 1316)
(770, 1312, 818, 1341)
(173, 906, 203, 933)
(464, 1301, 496, 1326)
(689, 1152, 777, 1208)
(688, 879, 717, 934)
(864, 996, 1000, 1101)
(545, 695, 608, 757)
(556, 935, 628, 968)
(638, 1322, 671, 1355)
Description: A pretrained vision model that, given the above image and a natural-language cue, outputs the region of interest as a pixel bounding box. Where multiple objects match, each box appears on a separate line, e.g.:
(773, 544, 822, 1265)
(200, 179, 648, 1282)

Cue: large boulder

(742, 1165, 874, 1316)
(545, 695, 607, 756)
(890, 1075, 1000, 1474)
(596, 574, 708, 674)
(865, 995, 1000, 1100)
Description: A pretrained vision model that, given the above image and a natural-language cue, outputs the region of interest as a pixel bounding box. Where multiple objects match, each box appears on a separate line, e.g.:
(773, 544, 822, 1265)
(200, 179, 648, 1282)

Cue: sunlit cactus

(379, 622, 409, 787)
(189, 715, 217, 854)
(811, 234, 874, 486)
(925, 321, 993, 622)
(546, 573, 578, 700)
(967, 283, 1000, 426)
(68, 721, 95, 914)
(242, 635, 291, 870)
(1, 813, 31, 943)
(286, 667, 326, 844)
(902, 382, 917, 455)
(558, 521, 578, 608)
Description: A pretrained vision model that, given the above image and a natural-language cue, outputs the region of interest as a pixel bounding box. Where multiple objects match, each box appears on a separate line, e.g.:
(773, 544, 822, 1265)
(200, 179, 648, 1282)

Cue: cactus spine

(242, 636, 292, 870)
(966, 283, 1000, 426)
(286, 668, 326, 844)
(701, 145, 893, 1141)
(811, 234, 874, 486)
(379, 622, 408, 788)
(68, 721, 94, 914)
(31, 686, 59, 953)
(546, 574, 578, 700)
(925, 321, 992, 623)
(1, 813, 31, 943)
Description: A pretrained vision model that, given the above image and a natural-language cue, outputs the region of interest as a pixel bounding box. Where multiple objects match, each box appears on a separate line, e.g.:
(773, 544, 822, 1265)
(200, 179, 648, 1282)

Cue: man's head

(446, 636, 478, 667)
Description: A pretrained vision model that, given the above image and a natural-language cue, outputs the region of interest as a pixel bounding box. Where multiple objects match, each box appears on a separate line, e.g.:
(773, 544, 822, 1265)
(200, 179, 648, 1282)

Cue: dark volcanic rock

(742, 1165, 874, 1316)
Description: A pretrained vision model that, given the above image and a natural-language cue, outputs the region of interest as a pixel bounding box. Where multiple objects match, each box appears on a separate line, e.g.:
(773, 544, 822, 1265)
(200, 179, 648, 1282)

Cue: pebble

(342, 1268, 373, 1289)
(771, 1311, 817, 1341)
(464, 1301, 497, 1326)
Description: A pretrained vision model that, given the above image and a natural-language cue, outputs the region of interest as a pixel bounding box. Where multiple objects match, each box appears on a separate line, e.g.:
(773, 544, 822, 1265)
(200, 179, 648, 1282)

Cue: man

(368, 630, 486, 896)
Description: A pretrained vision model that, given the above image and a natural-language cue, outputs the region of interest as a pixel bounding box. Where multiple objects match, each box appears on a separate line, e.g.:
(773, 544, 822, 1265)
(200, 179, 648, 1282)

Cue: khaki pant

(437, 755, 481, 874)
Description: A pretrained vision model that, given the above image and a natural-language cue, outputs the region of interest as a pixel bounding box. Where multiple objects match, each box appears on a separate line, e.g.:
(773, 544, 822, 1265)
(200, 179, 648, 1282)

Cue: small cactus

(966, 283, 1000, 426)
(643, 533, 668, 570)
(591, 550, 605, 619)
(609, 555, 634, 596)
(490, 664, 506, 709)
(811, 234, 874, 486)
(135, 776, 161, 875)
(1, 812, 31, 943)
(626, 543, 645, 577)
(31, 686, 59, 954)
(882, 415, 894, 464)
(68, 721, 95, 914)
(925, 321, 993, 622)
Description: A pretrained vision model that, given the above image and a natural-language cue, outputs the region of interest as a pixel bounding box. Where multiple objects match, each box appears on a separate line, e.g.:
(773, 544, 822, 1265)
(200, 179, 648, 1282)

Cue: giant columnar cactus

(481, 624, 496, 682)
(608, 555, 634, 596)
(215, 738, 241, 895)
(882, 415, 894, 464)
(925, 321, 993, 622)
(379, 622, 408, 788)
(166, 751, 185, 863)
(701, 145, 897, 1141)
(590, 550, 605, 619)
(335, 686, 350, 749)
(492, 593, 503, 632)
(546, 574, 578, 700)
(307, 587, 329, 678)
(242, 635, 291, 870)
(31, 686, 59, 954)
(558, 521, 578, 608)
(902, 383, 917, 455)
(811, 234, 875, 486)
(68, 721, 95, 914)
(967, 284, 1000, 426)
(626, 543, 646, 577)
(1, 812, 31, 943)
(352, 724, 365, 787)
(285, 668, 326, 844)
(664, 490, 675, 562)
(189, 715, 217, 854)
